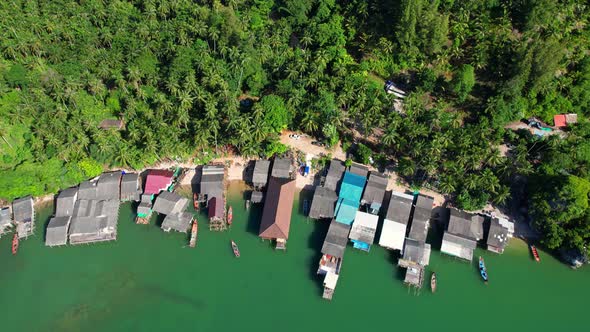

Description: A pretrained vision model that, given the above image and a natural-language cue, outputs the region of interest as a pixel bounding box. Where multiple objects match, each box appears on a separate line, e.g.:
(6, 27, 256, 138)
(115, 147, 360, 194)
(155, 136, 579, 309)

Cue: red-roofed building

(144, 170, 174, 195)
(554, 114, 567, 127)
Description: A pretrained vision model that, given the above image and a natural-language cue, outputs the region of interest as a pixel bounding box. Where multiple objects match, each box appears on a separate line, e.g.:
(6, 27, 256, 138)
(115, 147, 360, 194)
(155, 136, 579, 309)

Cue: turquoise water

(0, 182, 587, 331)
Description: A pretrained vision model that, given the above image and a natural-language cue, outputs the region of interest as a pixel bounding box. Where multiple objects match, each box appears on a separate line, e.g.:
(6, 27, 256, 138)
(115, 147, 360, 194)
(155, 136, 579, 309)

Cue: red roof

(554, 114, 566, 127)
(208, 196, 224, 218)
(144, 169, 174, 195)
(259, 177, 296, 240)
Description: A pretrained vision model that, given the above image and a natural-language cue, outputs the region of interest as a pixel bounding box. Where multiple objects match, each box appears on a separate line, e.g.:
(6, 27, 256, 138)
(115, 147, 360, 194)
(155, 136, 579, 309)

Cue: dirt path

(280, 131, 346, 160)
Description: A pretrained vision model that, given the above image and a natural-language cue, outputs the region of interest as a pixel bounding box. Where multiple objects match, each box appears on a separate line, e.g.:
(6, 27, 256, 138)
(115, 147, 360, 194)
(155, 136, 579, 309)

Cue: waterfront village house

(199, 165, 225, 202)
(45, 187, 78, 246)
(270, 157, 292, 179)
(0, 207, 12, 237)
(162, 212, 193, 233)
(379, 191, 414, 251)
(12, 196, 35, 238)
(250, 190, 264, 204)
(360, 172, 388, 215)
(137, 195, 153, 218)
(440, 209, 484, 261)
(349, 211, 379, 251)
(334, 170, 367, 225)
(98, 119, 124, 130)
(398, 194, 434, 288)
(144, 169, 174, 195)
(208, 196, 225, 221)
(152, 191, 189, 216)
(487, 217, 514, 254)
(348, 163, 369, 178)
(68, 172, 121, 245)
(120, 173, 141, 202)
(252, 159, 271, 189)
(322, 159, 345, 191)
(308, 186, 338, 220)
(258, 177, 296, 250)
(318, 220, 351, 301)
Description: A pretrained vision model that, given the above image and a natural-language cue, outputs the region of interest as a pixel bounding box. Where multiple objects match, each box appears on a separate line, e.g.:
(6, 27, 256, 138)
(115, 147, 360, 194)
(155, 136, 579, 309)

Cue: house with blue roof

(334, 171, 367, 225)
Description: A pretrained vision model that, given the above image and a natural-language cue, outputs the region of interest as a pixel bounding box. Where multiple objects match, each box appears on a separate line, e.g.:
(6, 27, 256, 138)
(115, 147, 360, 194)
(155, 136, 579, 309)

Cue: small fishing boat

(12, 233, 19, 255)
(227, 206, 233, 225)
(479, 256, 488, 283)
(430, 272, 437, 293)
(231, 240, 240, 258)
(189, 219, 198, 248)
(530, 245, 540, 262)
(193, 193, 199, 210)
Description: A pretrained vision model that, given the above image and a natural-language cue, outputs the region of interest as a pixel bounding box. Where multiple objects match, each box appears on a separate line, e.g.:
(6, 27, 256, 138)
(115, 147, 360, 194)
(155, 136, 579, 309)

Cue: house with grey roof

(120, 173, 141, 202)
(252, 160, 271, 188)
(161, 212, 194, 233)
(440, 209, 485, 261)
(96, 171, 121, 200)
(78, 179, 98, 200)
(12, 196, 34, 238)
(0, 207, 12, 237)
(360, 172, 388, 214)
(199, 165, 225, 200)
(487, 217, 514, 254)
(407, 195, 433, 242)
(321, 221, 351, 258)
(137, 194, 153, 218)
(56, 187, 78, 217)
(379, 191, 413, 251)
(69, 198, 120, 244)
(271, 158, 292, 179)
(323, 159, 345, 191)
(152, 191, 189, 216)
(45, 216, 71, 246)
(348, 163, 369, 178)
(309, 187, 338, 220)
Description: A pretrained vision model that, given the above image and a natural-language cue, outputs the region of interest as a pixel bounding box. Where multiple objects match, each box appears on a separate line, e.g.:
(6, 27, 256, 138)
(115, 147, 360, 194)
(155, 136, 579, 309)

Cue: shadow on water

(154, 214, 165, 228)
(306, 219, 330, 296)
(298, 188, 313, 217)
(140, 284, 206, 310)
(427, 206, 449, 251)
(245, 203, 263, 236)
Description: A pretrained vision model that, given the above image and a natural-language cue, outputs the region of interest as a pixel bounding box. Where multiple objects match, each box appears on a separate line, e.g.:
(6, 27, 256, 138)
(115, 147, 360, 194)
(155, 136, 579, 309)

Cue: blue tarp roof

(335, 198, 359, 225)
(339, 172, 366, 203)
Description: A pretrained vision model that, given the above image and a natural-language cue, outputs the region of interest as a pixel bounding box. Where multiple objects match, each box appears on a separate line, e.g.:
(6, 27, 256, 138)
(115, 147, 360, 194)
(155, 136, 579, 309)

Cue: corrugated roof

(447, 208, 484, 241)
(379, 219, 407, 250)
(407, 195, 433, 242)
(208, 196, 225, 218)
(271, 158, 292, 179)
(200, 165, 225, 198)
(259, 177, 296, 239)
(121, 173, 141, 201)
(78, 180, 98, 200)
(250, 191, 264, 203)
(252, 160, 271, 186)
(334, 199, 359, 225)
(0, 207, 11, 227)
(99, 119, 124, 129)
(441, 232, 476, 261)
(402, 239, 429, 265)
(554, 114, 567, 127)
(56, 187, 78, 217)
(162, 212, 193, 232)
(361, 172, 387, 207)
(385, 192, 414, 224)
(339, 172, 366, 203)
(349, 211, 378, 244)
(487, 217, 511, 250)
(309, 187, 338, 219)
(153, 191, 188, 215)
(349, 163, 369, 177)
(324, 159, 345, 191)
(96, 172, 121, 200)
(46, 216, 71, 246)
(321, 221, 351, 258)
(144, 169, 174, 195)
(12, 196, 34, 223)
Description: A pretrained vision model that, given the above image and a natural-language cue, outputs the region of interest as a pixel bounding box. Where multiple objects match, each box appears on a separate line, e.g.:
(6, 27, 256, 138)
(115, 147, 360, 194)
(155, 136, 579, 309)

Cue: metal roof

(121, 173, 141, 201)
(339, 172, 366, 203)
(153, 191, 188, 215)
(361, 172, 387, 207)
(96, 172, 121, 200)
(334, 199, 359, 225)
(487, 217, 512, 250)
(379, 219, 407, 250)
(324, 159, 345, 191)
(162, 212, 193, 232)
(271, 158, 292, 179)
(0, 207, 12, 227)
(447, 208, 484, 241)
(12, 196, 34, 223)
(208, 196, 225, 219)
(349, 211, 379, 244)
(402, 239, 429, 265)
(78, 180, 98, 200)
(46, 216, 71, 246)
(385, 192, 414, 224)
(407, 195, 433, 242)
(348, 163, 369, 177)
(259, 177, 296, 239)
(56, 187, 78, 217)
(321, 221, 351, 258)
(309, 187, 338, 219)
(441, 232, 476, 261)
(252, 160, 271, 187)
(250, 191, 264, 203)
(144, 169, 174, 195)
(200, 165, 225, 198)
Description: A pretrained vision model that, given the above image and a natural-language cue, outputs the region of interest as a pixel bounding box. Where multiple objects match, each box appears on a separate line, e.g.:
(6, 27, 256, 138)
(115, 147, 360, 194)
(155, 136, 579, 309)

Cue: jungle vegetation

(0, 0, 589, 252)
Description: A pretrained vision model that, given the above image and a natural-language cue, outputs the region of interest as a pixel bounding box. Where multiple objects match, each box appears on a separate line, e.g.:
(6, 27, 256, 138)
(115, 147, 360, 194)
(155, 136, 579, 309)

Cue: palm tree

(492, 185, 511, 206)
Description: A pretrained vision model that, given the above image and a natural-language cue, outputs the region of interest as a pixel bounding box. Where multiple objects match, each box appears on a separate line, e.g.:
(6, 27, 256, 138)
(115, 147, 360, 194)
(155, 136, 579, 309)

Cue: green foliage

(260, 95, 290, 133)
(263, 140, 289, 159)
(5, 64, 27, 87)
(354, 143, 372, 165)
(77, 158, 103, 178)
(452, 64, 475, 101)
(322, 124, 339, 147)
(456, 189, 490, 211)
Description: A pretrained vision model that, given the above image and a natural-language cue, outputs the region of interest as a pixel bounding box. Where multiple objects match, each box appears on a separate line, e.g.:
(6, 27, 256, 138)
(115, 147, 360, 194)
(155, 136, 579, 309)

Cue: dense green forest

(0, 0, 589, 252)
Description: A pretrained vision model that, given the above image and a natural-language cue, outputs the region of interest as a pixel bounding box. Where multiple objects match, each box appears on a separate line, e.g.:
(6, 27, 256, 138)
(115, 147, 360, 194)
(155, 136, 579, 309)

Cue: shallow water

(0, 182, 586, 331)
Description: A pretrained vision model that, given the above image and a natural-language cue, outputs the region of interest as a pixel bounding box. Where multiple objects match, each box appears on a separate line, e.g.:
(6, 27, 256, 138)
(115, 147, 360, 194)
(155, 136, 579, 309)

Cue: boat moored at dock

(530, 245, 540, 262)
(189, 219, 198, 248)
(227, 206, 233, 226)
(12, 233, 19, 255)
(479, 256, 488, 283)
(431, 272, 437, 293)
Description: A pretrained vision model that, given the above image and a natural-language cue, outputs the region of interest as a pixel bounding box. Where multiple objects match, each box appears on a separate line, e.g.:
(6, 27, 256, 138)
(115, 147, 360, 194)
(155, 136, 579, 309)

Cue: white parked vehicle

(289, 134, 301, 140)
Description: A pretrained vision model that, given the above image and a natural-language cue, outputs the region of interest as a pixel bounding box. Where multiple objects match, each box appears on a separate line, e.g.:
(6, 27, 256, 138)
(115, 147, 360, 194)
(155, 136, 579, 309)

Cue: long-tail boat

(430, 272, 437, 293)
(479, 256, 488, 283)
(227, 206, 233, 225)
(12, 233, 19, 255)
(530, 245, 540, 262)
(189, 219, 198, 248)
(231, 240, 240, 258)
